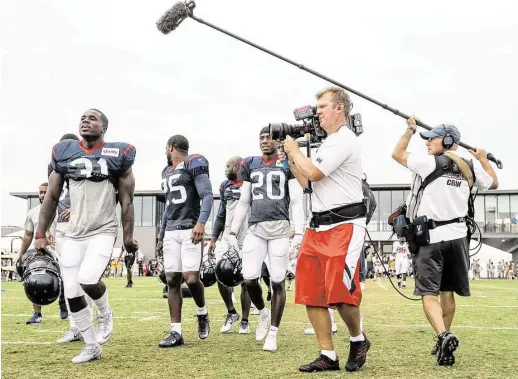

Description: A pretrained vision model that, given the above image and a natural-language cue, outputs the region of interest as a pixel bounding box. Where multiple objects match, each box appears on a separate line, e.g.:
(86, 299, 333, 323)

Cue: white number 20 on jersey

(161, 174, 187, 206)
(251, 171, 285, 200)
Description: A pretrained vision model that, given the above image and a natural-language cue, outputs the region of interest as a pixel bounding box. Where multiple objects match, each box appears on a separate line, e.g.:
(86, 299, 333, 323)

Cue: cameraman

(283, 87, 370, 373)
(392, 118, 498, 366)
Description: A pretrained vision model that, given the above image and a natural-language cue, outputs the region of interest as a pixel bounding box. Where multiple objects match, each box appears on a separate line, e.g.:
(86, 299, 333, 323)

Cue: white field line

(375, 281, 388, 290)
(2, 341, 54, 345)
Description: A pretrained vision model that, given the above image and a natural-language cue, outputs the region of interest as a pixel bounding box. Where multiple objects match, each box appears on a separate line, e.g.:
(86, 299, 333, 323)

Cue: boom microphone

(156, 1, 503, 169)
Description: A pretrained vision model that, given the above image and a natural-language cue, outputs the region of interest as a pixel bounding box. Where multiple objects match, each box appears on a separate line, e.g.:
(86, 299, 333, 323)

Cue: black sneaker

(345, 333, 371, 372)
(431, 336, 440, 355)
(59, 300, 68, 320)
(437, 331, 459, 366)
(197, 314, 210, 339)
(299, 354, 340, 372)
(157, 331, 184, 348)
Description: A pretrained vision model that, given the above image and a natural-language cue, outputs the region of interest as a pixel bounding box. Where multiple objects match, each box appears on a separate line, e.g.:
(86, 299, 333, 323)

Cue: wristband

(407, 127, 416, 134)
(35, 232, 44, 240)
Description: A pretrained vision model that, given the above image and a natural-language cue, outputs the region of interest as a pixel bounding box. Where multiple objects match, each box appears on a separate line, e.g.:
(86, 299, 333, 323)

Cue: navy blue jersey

(48, 163, 70, 223)
(161, 154, 210, 230)
(51, 140, 136, 238)
(212, 179, 243, 238)
(241, 156, 295, 225)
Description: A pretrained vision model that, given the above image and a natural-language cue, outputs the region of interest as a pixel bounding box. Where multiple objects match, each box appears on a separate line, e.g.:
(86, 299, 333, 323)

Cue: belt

(427, 217, 465, 229)
(310, 202, 366, 228)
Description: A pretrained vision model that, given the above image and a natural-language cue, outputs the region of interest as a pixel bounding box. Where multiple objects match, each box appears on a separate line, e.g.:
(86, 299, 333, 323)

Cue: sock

(196, 306, 208, 316)
(171, 322, 182, 335)
(94, 291, 110, 316)
(350, 333, 365, 342)
(321, 349, 337, 361)
(328, 308, 335, 324)
(402, 281, 406, 286)
(228, 308, 237, 315)
(72, 307, 96, 344)
(268, 326, 278, 337)
(259, 307, 269, 317)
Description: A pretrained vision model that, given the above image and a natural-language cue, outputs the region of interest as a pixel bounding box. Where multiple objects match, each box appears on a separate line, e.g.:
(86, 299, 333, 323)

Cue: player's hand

(60, 209, 71, 222)
(191, 222, 205, 245)
(124, 239, 139, 254)
(34, 237, 51, 254)
(227, 233, 239, 252)
(207, 239, 216, 257)
(468, 147, 488, 162)
(289, 234, 303, 260)
(283, 136, 298, 156)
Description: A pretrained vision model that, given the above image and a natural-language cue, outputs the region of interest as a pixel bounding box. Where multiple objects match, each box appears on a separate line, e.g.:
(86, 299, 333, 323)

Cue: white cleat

(255, 308, 271, 341)
(95, 308, 113, 345)
(250, 307, 260, 316)
(239, 320, 250, 334)
(71, 343, 102, 364)
(220, 313, 240, 333)
(57, 327, 82, 343)
(304, 323, 337, 335)
(263, 334, 277, 352)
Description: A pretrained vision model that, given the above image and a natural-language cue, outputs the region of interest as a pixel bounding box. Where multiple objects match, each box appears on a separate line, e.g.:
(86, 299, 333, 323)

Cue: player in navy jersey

(156, 135, 214, 348)
(35, 109, 138, 364)
(229, 127, 304, 352)
(207, 156, 253, 334)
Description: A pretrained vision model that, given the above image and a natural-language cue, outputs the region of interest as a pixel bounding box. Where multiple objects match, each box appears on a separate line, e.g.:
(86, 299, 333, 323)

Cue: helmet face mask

(215, 250, 244, 288)
(200, 254, 217, 287)
(22, 250, 62, 306)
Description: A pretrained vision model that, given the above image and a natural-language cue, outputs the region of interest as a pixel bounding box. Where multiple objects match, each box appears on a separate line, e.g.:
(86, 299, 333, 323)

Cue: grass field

(1, 277, 517, 379)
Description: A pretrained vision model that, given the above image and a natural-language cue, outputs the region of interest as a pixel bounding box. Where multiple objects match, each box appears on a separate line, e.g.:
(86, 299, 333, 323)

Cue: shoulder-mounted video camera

(268, 105, 363, 143)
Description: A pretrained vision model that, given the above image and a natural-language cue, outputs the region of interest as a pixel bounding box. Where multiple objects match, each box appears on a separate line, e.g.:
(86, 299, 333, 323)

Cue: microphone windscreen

(156, 2, 190, 34)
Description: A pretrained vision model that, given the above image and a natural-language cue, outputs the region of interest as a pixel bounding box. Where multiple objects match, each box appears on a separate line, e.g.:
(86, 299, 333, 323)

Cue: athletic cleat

(71, 343, 102, 364)
(57, 327, 82, 343)
(437, 331, 459, 366)
(262, 334, 277, 352)
(255, 308, 271, 341)
(26, 312, 42, 324)
(95, 308, 113, 345)
(197, 314, 210, 339)
(345, 333, 371, 372)
(220, 312, 240, 333)
(304, 323, 337, 335)
(299, 354, 340, 372)
(250, 306, 260, 316)
(59, 299, 68, 320)
(431, 336, 440, 355)
(239, 320, 250, 334)
(157, 331, 185, 348)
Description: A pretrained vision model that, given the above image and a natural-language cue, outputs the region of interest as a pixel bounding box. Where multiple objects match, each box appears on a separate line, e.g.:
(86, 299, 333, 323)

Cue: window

(28, 197, 39, 210)
(379, 191, 392, 232)
(391, 191, 405, 210)
(134, 196, 143, 227)
(484, 195, 497, 232)
(497, 195, 511, 233)
(142, 196, 154, 227)
(511, 195, 518, 233)
(474, 195, 485, 230)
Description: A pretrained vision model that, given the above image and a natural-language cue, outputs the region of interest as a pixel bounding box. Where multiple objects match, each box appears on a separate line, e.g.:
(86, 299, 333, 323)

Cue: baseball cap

(419, 124, 461, 144)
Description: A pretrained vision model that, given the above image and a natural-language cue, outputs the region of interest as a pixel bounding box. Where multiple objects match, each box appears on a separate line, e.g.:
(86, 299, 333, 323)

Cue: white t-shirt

(407, 153, 493, 243)
(24, 204, 56, 249)
(311, 125, 366, 231)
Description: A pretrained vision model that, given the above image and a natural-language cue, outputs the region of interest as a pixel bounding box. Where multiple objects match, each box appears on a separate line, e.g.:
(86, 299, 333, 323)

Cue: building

(10, 185, 518, 262)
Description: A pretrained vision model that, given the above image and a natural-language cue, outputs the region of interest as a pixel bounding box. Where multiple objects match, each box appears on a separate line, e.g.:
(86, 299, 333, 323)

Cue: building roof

(10, 185, 518, 200)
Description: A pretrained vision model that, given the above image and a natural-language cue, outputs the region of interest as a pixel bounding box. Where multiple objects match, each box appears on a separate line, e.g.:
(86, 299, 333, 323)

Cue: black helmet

(200, 254, 217, 287)
(215, 250, 243, 288)
(22, 250, 61, 306)
(157, 252, 167, 285)
(15, 258, 25, 278)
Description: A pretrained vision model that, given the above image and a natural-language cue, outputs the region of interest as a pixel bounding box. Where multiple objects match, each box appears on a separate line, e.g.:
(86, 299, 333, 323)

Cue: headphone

(442, 124, 455, 149)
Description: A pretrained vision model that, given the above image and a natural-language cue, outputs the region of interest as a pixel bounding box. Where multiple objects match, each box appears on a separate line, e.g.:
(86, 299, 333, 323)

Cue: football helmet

(22, 249, 62, 306)
(157, 251, 167, 285)
(200, 254, 217, 287)
(215, 250, 243, 288)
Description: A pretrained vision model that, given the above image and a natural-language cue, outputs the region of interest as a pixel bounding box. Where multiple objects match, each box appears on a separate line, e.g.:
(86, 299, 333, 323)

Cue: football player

(51, 133, 95, 344)
(35, 109, 138, 363)
(117, 242, 139, 288)
(393, 240, 410, 289)
(18, 183, 63, 324)
(207, 156, 252, 334)
(156, 135, 214, 348)
(229, 127, 304, 352)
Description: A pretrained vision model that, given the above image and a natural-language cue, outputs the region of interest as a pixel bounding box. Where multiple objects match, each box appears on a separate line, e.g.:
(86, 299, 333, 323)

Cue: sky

(1, 0, 517, 227)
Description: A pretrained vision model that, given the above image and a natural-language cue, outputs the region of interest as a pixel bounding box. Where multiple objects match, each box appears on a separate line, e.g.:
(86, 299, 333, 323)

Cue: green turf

(1, 277, 517, 379)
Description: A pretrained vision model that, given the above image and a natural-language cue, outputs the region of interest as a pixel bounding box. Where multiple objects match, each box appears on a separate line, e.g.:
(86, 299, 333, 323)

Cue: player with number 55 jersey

(156, 135, 214, 349)
(229, 127, 304, 353)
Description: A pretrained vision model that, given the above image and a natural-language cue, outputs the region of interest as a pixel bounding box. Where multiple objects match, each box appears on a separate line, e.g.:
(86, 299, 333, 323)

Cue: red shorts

(295, 223, 364, 308)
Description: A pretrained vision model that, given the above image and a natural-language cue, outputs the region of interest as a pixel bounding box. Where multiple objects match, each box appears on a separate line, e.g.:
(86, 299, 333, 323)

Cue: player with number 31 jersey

(229, 127, 304, 353)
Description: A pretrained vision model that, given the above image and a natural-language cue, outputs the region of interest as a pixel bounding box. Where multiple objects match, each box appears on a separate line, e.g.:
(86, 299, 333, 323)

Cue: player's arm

(192, 173, 214, 244)
(288, 179, 305, 236)
(118, 167, 138, 252)
(211, 185, 227, 242)
(157, 205, 168, 250)
(18, 212, 35, 259)
(230, 182, 251, 235)
(35, 172, 64, 251)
